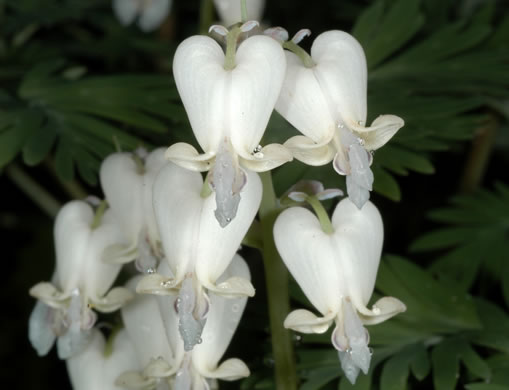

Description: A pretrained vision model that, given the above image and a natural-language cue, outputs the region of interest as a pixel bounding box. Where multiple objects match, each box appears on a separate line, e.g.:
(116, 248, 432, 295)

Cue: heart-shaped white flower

(112, 0, 171, 32)
(276, 30, 404, 209)
(274, 198, 405, 384)
(166, 34, 291, 226)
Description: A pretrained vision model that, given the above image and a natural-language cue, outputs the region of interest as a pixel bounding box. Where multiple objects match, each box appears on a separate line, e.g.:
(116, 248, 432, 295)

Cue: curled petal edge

(284, 309, 336, 334)
(283, 135, 335, 166)
(239, 143, 293, 172)
(356, 296, 407, 326)
(350, 115, 404, 150)
(165, 142, 215, 172)
(29, 282, 70, 309)
(201, 276, 255, 298)
(198, 358, 250, 381)
(136, 273, 179, 295)
(89, 287, 134, 313)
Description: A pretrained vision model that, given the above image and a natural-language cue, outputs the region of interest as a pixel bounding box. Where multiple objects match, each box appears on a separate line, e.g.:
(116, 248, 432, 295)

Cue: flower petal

(276, 51, 335, 144)
(173, 36, 227, 154)
(330, 199, 383, 308)
(54, 201, 93, 293)
(89, 287, 133, 313)
(195, 171, 261, 293)
(274, 207, 345, 315)
(284, 309, 336, 334)
(29, 282, 69, 309)
(153, 163, 204, 281)
(358, 296, 407, 325)
(214, 0, 265, 26)
(165, 143, 216, 172)
(238, 143, 293, 172)
(136, 273, 179, 295)
(112, 0, 139, 26)
(28, 300, 57, 356)
(229, 35, 286, 157)
(311, 31, 368, 128)
(357, 115, 404, 150)
(138, 0, 171, 32)
(193, 254, 250, 377)
(283, 135, 335, 166)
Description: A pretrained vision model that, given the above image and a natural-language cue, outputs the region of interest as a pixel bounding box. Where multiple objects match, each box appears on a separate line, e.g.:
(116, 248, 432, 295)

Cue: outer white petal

(195, 171, 261, 294)
(165, 143, 216, 172)
(112, 0, 139, 26)
(358, 115, 405, 150)
(138, 0, 171, 32)
(67, 329, 139, 390)
(143, 148, 167, 242)
(283, 135, 335, 166)
(330, 199, 383, 310)
(153, 163, 203, 281)
(121, 277, 176, 368)
(276, 51, 335, 144)
(358, 296, 406, 325)
(284, 309, 336, 334)
(214, 0, 265, 26)
(274, 207, 345, 315)
(229, 35, 286, 159)
(238, 143, 292, 172)
(54, 201, 93, 294)
(82, 210, 125, 302)
(173, 36, 227, 153)
(311, 31, 368, 128)
(100, 153, 144, 244)
(193, 255, 250, 378)
(28, 300, 57, 356)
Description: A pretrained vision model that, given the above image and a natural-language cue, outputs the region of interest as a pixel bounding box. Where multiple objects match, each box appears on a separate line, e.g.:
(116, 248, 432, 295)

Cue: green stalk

(224, 26, 241, 70)
(282, 41, 315, 68)
(91, 200, 108, 229)
(199, 0, 214, 35)
(305, 195, 334, 234)
(259, 171, 298, 390)
(240, 0, 248, 22)
(5, 163, 61, 218)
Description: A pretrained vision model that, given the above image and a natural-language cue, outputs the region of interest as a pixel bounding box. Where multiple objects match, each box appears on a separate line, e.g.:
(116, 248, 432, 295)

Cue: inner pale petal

(176, 278, 204, 351)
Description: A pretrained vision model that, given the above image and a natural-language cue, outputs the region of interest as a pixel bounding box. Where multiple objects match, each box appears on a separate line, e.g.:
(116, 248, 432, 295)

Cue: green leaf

(410, 344, 430, 381)
(300, 366, 341, 390)
(465, 385, 509, 390)
(372, 166, 401, 201)
(54, 137, 74, 181)
(431, 339, 460, 390)
(22, 123, 57, 166)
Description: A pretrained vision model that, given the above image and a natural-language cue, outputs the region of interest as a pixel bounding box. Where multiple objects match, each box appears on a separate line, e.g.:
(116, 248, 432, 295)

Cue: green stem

(103, 326, 122, 358)
(282, 41, 315, 68)
(224, 26, 242, 70)
(259, 171, 298, 390)
(200, 173, 213, 198)
(199, 0, 214, 35)
(5, 163, 61, 218)
(305, 195, 334, 234)
(132, 154, 145, 175)
(91, 200, 108, 229)
(44, 160, 88, 200)
(459, 114, 499, 193)
(240, 0, 248, 22)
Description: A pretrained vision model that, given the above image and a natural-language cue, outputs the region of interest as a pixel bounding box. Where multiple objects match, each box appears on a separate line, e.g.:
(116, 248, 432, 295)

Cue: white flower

(67, 329, 139, 390)
(116, 255, 251, 389)
(112, 0, 171, 32)
(274, 198, 406, 384)
(213, 0, 265, 26)
(276, 30, 404, 209)
(166, 34, 291, 225)
(29, 201, 133, 359)
(100, 148, 167, 273)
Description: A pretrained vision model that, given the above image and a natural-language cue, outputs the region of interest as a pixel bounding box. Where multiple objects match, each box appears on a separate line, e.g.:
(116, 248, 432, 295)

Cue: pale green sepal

(284, 309, 336, 334)
(90, 287, 134, 313)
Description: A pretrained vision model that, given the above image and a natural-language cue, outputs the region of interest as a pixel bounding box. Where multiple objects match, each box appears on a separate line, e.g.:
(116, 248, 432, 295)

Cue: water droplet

(254, 152, 264, 159)
(338, 124, 345, 129)
(226, 217, 231, 222)
(346, 348, 353, 355)
(358, 120, 364, 126)
(372, 305, 381, 315)
(368, 348, 374, 356)
(197, 338, 202, 344)
(357, 137, 365, 146)
(253, 145, 262, 153)
(146, 267, 156, 274)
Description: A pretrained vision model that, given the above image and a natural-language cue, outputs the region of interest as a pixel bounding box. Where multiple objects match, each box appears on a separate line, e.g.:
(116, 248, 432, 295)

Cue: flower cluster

(30, 1, 406, 387)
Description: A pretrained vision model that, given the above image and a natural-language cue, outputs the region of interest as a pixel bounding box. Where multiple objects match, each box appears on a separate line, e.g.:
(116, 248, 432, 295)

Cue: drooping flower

(274, 198, 406, 384)
(100, 148, 167, 273)
(213, 0, 265, 26)
(116, 255, 251, 389)
(136, 162, 258, 349)
(166, 34, 291, 226)
(112, 0, 171, 32)
(275, 30, 404, 209)
(29, 201, 133, 359)
(67, 329, 139, 390)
